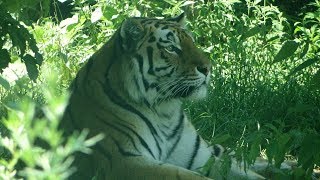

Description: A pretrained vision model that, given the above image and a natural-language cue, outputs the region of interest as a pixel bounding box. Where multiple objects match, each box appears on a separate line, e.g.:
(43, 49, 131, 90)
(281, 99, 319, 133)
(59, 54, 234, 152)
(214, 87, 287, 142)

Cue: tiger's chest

(102, 101, 188, 160)
(136, 108, 185, 158)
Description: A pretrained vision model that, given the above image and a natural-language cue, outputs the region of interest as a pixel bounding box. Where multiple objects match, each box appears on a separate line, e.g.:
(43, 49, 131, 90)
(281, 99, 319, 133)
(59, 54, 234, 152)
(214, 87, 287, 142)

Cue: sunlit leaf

(91, 7, 103, 23)
(181, 1, 195, 6)
(59, 14, 79, 29)
(0, 75, 10, 90)
(103, 6, 118, 20)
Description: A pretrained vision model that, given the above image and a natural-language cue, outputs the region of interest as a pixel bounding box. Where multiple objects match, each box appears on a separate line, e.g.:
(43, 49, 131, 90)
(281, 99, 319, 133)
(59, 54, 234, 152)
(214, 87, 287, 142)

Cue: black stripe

(94, 144, 112, 166)
(154, 22, 161, 28)
(101, 82, 163, 159)
(161, 25, 169, 30)
(134, 54, 159, 91)
(135, 54, 149, 90)
(166, 128, 183, 159)
(155, 65, 171, 72)
(140, 19, 149, 24)
(172, 46, 182, 55)
(167, 112, 184, 140)
(110, 136, 141, 157)
(133, 75, 141, 92)
(65, 108, 114, 162)
(157, 43, 164, 49)
(146, 46, 155, 75)
(166, 32, 175, 42)
(149, 83, 158, 89)
(148, 36, 156, 43)
(159, 38, 170, 43)
(142, 78, 149, 90)
(162, 68, 175, 77)
(135, 54, 144, 75)
(97, 116, 141, 153)
(114, 121, 156, 159)
(213, 144, 224, 157)
(187, 135, 201, 169)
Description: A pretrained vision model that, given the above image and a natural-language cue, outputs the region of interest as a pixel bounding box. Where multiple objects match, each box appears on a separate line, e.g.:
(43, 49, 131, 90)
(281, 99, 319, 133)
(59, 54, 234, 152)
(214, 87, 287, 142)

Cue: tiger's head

(108, 13, 211, 106)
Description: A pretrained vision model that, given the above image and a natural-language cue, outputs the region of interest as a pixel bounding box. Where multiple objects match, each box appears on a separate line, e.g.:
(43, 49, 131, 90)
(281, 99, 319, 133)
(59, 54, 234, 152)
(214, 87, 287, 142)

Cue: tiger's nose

(196, 66, 209, 76)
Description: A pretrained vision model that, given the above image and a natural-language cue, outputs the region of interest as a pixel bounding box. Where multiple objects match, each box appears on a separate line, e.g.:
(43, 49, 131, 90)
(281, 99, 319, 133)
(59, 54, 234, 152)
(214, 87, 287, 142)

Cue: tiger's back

(61, 13, 265, 180)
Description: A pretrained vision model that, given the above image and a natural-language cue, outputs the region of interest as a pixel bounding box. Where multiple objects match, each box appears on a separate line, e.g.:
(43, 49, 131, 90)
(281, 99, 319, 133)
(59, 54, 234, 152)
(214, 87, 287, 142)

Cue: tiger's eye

(165, 45, 175, 52)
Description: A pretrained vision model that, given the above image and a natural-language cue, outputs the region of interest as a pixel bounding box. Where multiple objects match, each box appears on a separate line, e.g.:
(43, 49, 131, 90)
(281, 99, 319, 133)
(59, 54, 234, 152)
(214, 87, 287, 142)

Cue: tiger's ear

(120, 18, 145, 52)
(167, 12, 187, 27)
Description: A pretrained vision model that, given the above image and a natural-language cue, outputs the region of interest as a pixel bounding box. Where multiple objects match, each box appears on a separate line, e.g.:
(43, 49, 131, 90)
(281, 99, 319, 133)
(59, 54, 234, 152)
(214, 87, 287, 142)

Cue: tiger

(60, 13, 267, 180)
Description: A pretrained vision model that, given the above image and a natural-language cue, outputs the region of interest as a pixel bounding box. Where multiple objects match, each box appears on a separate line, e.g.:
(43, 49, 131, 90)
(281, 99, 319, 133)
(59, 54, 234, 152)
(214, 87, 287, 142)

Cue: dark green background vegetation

(0, 0, 319, 179)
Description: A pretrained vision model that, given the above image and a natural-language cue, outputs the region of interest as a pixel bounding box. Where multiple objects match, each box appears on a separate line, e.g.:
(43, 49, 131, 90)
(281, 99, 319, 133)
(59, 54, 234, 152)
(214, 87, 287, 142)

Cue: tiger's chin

(181, 85, 208, 100)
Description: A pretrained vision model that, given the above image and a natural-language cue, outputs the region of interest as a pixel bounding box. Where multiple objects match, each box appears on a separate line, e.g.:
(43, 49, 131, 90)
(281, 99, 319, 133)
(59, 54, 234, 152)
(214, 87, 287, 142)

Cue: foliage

(0, 0, 319, 179)
(0, 74, 103, 179)
(291, 0, 320, 86)
(0, 4, 44, 82)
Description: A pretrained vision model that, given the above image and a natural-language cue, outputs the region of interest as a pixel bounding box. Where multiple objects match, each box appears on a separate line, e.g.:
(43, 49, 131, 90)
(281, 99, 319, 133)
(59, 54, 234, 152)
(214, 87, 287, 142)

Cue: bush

(0, 75, 103, 179)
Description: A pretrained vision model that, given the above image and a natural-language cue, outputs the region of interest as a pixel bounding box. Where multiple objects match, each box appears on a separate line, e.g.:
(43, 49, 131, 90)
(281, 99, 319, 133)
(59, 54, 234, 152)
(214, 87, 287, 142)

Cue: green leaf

(212, 134, 231, 144)
(102, 6, 118, 20)
(267, 35, 280, 42)
(287, 103, 314, 114)
(298, 134, 320, 170)
(299, 42, 309, 58)
(274, 133, 291, 167)
(248, 137, 261, 164)
(2, 0, 23, 13)
(200, 156, 216, 175)
(23, 54, 39, 81)
(293, 167, 306, 179)
(240, 25, 261, 40)
(35, 52, 44, 66)
(0, 75, 10, 90)
(273, 40, 299, 63)
(0, 49, 11, 72)
(8, 28, 27, 56)
(290, 57, 319, 75)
